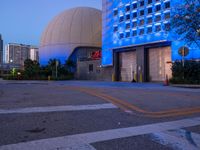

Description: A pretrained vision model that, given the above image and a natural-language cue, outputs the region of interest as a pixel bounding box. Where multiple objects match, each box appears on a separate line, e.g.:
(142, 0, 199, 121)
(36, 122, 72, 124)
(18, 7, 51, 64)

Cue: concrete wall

(76, 60, 113, 81)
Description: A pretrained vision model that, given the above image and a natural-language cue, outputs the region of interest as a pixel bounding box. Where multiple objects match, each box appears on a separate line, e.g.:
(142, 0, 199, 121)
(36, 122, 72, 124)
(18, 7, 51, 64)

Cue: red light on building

(91, 51, 101, 60)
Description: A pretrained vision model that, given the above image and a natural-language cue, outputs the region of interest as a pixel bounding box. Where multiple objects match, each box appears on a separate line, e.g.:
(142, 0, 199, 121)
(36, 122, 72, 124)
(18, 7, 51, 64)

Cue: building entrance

(119, 51, 137, 82)
(148, 46, 172, 82)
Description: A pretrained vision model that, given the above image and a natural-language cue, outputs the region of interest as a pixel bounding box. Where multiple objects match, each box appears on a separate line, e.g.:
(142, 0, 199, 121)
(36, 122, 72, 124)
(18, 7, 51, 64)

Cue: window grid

(113, 0, 171, 39)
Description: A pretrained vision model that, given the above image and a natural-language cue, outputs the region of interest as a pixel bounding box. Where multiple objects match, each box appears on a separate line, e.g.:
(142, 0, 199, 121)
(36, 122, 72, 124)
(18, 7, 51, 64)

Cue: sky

(0, 0, 102, 47)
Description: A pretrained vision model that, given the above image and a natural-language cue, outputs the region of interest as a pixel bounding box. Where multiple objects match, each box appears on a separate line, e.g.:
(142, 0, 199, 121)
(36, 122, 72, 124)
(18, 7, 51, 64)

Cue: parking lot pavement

(0, 82, 106, 109)
(0, 80, 200, 150)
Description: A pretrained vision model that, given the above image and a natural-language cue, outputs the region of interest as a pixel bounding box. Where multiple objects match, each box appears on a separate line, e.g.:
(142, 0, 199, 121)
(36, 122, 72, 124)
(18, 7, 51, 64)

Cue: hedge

(170, 61, 200, 84)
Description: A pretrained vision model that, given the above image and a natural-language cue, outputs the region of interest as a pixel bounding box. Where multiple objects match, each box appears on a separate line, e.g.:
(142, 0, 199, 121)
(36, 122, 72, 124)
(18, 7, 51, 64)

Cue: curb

(170, 84, 200, 89)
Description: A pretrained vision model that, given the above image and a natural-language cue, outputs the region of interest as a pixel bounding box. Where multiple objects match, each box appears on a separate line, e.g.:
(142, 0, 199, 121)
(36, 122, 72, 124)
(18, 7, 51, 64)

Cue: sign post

(178, 46, 189, 80)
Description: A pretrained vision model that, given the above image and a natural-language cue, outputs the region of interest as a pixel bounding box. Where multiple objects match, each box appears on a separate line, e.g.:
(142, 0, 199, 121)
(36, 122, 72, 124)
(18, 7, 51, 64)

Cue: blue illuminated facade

(102, 0, 200, 66)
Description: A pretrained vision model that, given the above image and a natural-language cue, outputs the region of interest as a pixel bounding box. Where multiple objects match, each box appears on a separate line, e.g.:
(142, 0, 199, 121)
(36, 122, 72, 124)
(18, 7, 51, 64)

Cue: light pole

(55, 60, 58, 79)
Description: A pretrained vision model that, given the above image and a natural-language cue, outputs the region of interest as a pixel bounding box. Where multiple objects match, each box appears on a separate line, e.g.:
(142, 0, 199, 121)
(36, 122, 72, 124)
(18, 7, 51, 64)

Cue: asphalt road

(0, 80, 200, 150)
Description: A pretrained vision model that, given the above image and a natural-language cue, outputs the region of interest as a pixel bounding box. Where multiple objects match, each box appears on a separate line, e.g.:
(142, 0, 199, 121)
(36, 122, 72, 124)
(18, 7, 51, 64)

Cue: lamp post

(55, 60, 58, 79)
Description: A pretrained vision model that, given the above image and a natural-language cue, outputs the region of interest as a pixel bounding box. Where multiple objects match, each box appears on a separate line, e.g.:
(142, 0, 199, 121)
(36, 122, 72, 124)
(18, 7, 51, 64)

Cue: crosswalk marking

(1, 117, 200, 150)
(151, 129, 200, 150)
(0, 103, 117, 114)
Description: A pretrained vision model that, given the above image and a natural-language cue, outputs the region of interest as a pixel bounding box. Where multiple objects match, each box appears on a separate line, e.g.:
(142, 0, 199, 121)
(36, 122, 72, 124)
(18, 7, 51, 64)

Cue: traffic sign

(178, 46, 189, 57)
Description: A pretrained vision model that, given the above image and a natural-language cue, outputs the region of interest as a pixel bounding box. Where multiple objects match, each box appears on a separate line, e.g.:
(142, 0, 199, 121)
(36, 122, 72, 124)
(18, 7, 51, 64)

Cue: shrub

(170, 61, 200, 84)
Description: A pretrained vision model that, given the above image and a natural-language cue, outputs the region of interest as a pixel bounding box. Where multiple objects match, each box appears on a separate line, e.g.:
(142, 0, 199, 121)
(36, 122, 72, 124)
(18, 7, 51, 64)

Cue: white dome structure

(39, 7, 102, 65)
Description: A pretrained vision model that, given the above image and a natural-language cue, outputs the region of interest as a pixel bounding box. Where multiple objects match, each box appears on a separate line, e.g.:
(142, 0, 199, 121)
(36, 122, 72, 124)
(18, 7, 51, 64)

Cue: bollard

(163, 75, 169, 86)
(48, 76, 51, 81)
(112, 73, 115, 82)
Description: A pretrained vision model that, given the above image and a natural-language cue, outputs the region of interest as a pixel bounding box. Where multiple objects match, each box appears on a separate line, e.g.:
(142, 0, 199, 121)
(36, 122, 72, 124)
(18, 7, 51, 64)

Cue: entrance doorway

(148, 46, 172, 82)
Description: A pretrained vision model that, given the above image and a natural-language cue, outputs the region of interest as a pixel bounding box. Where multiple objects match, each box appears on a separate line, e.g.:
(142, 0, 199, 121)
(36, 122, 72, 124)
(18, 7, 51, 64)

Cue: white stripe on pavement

(1, 117, 200, 150)
(151, 129, 200, 150)
(0, 103, 117, 114)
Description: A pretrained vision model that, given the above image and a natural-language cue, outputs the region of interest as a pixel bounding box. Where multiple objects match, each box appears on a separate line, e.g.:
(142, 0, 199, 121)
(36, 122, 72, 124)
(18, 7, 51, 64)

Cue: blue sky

(0, 0, 102, 47)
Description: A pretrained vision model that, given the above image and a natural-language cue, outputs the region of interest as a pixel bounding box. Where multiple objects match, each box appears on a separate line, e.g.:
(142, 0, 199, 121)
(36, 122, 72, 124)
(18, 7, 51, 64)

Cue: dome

(39, 7, 102, 65)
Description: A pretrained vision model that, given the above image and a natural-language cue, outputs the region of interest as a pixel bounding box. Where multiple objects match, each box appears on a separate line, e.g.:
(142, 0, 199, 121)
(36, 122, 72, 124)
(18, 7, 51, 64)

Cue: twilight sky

(0, 0, 102, 47)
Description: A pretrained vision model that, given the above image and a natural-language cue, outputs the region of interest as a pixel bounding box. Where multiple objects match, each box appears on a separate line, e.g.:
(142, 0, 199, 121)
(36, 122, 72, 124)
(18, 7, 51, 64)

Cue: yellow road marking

(65, 86, 200, 118)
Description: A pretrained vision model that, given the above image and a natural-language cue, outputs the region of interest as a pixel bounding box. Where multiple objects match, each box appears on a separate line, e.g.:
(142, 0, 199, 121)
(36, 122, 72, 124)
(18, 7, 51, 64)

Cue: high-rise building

(5, 43, 38, 66)
(30, 47, 39, 62)
(102, 0, 200, 82)
(0, 34, 3, 65)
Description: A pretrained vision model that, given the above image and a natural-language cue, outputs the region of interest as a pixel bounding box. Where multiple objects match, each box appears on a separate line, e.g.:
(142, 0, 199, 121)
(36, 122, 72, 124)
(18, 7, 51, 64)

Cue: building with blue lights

(102, 0, 200, 82)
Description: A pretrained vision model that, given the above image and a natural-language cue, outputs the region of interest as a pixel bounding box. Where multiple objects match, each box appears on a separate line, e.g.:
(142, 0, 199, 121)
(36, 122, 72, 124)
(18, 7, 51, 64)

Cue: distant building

(69, 47, 102, 80)
(0, 34, 3, 65)
(39, 7, 102, 65)
(39, 7, 111, 80)
(30, 47, 39, 62)
(5, 43, 39, 67)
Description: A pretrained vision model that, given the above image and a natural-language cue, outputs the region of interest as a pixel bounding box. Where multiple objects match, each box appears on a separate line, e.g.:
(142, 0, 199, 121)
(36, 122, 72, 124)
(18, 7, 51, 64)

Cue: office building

(102, 0, 200, 82)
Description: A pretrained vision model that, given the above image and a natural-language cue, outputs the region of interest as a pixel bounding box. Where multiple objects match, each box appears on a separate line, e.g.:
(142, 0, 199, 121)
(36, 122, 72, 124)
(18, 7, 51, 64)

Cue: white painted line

(0, 103, 117, 114)
(1, 117, 200, 150)
(151, 129, 200, 150)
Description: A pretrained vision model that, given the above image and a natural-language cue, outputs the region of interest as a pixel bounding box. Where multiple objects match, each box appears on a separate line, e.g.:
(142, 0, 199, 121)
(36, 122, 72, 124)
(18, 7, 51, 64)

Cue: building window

(164, 23, 170, 31)
(126, 14, 130, 20)
(126, 5, 131, 12)
(165, 2, 170, 9)
(132, 3, 137, 9)
(89, 64, 93, 72)
(132, 30, 137, 36)
(148, 7, 152, 14)
(147, 17, 153, 24)
(155, 25, 161, 32)
(132, 12, 137, 18)
(148, 0, 152, 4)
(147, 27, 152, 33)
(155, 15, 161, 22)
(119, 16, 124, 22)
(119, 33, 124, 39)
(126, 32, 130, 38)
(139, 28, 144, 35)
(139, 19, 145, 26)
(132, 21, 137, 28)
(140, 1, 145, 7)
(140, 10, 144, 16)
(114, 9, 118, 16)
(113, 26, 118, 32)
(155, 5, 161, 12)
(126, 23, 130, 29)
(164, 12, 170, 20)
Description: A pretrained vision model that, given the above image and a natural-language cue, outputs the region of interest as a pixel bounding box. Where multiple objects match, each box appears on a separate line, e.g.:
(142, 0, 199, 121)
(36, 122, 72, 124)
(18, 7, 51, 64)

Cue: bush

(170, 61, 200, 84)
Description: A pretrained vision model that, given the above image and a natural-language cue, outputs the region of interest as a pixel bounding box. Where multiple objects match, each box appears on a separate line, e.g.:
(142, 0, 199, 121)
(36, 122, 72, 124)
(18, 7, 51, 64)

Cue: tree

(48, 59, 61, 78)
(171, 0, 200, 48)
(65, 59, 75, 73)
(24, 59, 40, 79)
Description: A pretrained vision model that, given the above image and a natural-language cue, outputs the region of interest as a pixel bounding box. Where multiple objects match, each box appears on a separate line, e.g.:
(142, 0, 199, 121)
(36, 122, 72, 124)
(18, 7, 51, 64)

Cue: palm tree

(48, 59, 61, 78)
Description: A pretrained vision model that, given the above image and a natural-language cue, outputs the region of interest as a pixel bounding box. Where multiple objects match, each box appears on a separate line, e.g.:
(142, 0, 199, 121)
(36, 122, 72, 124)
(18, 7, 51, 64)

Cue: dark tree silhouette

(24, 59, 40, 79)
(171, 0, 200, 47)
